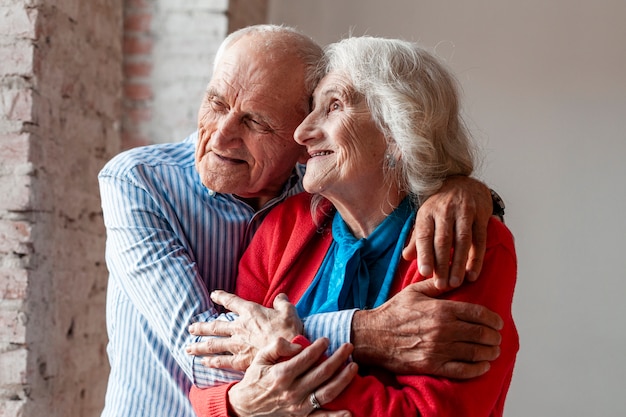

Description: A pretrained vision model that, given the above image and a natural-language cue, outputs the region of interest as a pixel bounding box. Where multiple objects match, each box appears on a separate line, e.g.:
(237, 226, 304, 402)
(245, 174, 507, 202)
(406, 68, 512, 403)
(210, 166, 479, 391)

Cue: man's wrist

(350, 309, 381, 365)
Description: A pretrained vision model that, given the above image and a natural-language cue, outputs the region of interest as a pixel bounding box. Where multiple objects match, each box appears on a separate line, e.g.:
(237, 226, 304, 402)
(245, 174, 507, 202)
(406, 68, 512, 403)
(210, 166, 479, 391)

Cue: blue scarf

(296, 197, 415, 317)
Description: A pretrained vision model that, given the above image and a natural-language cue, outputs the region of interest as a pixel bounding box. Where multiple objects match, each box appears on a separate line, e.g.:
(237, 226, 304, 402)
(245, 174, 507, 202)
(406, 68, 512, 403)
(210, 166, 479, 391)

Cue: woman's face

(294, 72, 389, 201)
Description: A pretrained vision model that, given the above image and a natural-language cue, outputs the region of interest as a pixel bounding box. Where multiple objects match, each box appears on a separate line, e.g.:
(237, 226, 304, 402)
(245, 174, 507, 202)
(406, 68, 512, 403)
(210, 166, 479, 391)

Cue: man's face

(195, 36, 309, 207)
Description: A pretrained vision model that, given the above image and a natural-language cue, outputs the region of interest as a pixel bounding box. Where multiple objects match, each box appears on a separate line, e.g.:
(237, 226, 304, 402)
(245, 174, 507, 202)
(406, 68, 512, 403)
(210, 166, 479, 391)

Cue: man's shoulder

(99, 132, 197, 179)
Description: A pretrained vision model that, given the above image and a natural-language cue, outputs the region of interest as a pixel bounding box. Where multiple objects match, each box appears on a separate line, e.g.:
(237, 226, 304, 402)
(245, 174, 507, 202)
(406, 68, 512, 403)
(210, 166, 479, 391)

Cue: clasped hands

(185, 176, 502, 416)
(186, 280, 503, 417)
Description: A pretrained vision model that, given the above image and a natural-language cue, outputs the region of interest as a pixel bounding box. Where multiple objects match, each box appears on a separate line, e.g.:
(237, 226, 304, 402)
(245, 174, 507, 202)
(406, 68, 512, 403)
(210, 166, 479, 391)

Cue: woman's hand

(187, 292, 303, 371)
(403, 176, 492, 289)
(228, 337, 357, 417)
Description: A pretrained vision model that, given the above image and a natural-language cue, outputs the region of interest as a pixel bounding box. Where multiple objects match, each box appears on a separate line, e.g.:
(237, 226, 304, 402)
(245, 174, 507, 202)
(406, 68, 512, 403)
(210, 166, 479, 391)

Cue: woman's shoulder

(267, 193, 334, 227)
(486, 217, 516, 260)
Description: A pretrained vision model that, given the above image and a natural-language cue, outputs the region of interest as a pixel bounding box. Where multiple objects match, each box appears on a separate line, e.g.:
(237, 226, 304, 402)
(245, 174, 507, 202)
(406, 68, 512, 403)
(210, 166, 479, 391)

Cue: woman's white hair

(319, 36, 475, 203)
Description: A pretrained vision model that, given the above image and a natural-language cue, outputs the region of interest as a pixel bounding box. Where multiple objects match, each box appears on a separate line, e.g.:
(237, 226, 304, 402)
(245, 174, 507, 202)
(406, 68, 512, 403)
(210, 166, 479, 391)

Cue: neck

(235, 195, 273, 211)
(327, 187, 407, 239)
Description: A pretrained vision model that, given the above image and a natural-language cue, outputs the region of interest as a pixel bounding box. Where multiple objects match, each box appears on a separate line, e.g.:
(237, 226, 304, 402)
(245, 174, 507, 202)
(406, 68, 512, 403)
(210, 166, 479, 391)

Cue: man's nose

(213, 112, 241, 147)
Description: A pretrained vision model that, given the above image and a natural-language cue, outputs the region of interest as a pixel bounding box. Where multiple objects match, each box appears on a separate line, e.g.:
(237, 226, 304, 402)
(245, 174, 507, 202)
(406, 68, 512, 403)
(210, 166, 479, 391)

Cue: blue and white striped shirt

(98, 131, 354, 417)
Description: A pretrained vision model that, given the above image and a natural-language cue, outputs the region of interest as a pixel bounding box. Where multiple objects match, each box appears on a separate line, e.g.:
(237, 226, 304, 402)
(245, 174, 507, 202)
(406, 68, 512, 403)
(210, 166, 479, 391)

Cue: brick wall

(122, 0, 268, 148)
(0, 0, 122, 416)
(123, 0, 229, 147)
(1, 0, 267, 416)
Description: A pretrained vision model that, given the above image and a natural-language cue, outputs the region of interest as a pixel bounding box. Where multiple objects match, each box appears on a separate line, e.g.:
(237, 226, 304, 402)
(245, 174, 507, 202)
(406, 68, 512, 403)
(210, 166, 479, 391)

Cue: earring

(385, 153, 397, 168)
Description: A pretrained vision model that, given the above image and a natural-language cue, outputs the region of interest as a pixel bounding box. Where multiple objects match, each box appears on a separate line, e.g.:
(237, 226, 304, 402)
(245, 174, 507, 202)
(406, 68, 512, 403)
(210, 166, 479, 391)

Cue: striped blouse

(98, 131, 354, 417)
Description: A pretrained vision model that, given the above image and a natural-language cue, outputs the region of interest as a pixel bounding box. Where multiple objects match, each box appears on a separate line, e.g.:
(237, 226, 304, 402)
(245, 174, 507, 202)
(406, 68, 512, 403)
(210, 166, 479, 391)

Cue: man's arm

(404, 175, 493, 289)
(187, 180, 500, 379)
(351, 278, 503, 378)
(100, 168, 216, 382)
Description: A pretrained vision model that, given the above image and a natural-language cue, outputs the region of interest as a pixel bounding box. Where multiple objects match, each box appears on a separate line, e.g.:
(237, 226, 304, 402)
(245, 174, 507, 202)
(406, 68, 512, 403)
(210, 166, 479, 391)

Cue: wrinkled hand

(187, 291, 303, 371)
(403, 176, 492, 289)
(228, 337, 357, 417)
(351, 278, 503, 379)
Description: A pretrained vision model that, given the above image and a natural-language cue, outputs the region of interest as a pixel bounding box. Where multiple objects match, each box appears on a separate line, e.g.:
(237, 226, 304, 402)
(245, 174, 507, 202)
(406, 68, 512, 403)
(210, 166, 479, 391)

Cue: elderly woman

(190, 36, 518, 417)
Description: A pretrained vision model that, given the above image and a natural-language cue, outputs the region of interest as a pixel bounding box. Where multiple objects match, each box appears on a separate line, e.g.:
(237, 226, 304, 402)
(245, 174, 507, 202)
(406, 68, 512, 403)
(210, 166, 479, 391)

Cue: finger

(189, 320, 233, 337)
(269, 337, 329, 374)
(435, 360, 491, 379)
(404, 278, 447, 298)
(402, 226, 418, 261)
(447, 215, 473, 288)
(465, 220, 488, 282)
(432, 215, 454, 286)
(299, 343, 353, 390)
(416, 339, 501, 363)
(273, 293, 297, 315)
(256, 337, 304, 365)
(186, 336, 242, 356)
(413, 217, 436, 277)
(311, 411, 351, 417)
(210, 290, 263, 316)
(453, 321, 503, 346)
(454, 303, 504, 331)
(313, 361, 359, 406)
(201, 353, 250, 372)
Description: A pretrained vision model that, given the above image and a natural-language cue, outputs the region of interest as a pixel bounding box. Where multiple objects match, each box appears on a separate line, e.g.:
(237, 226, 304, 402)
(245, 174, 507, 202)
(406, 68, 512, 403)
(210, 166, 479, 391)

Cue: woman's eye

(329, 100, 341, 112)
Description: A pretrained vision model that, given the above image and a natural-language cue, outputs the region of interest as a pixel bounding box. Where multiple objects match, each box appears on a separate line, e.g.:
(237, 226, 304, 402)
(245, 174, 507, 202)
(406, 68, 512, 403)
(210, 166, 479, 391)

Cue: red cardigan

(190, 193, 518, 417)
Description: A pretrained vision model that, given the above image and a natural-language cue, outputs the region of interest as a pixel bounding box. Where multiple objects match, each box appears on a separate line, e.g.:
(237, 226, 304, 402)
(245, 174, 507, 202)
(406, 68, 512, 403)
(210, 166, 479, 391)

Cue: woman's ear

(385, 141, 402, 167)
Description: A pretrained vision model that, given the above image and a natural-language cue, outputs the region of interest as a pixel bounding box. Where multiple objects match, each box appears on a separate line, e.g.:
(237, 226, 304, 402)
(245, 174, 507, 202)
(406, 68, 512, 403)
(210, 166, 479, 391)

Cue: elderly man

(99, 25, 501, 417)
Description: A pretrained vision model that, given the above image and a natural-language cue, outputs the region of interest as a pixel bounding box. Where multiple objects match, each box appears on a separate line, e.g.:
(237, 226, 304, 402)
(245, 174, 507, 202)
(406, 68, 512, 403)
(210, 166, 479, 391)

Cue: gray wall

(268, 0, 626, 415)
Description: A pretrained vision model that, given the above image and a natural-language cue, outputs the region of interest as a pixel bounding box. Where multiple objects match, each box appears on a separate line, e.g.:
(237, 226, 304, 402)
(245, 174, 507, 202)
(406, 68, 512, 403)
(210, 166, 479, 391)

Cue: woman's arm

(190, 219, 518, 417)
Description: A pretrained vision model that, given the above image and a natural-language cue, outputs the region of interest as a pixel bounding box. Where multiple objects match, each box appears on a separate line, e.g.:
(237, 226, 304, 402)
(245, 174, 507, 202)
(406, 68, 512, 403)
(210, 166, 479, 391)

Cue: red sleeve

(320, 219, 518, 417)
(189, 382, 237, 417)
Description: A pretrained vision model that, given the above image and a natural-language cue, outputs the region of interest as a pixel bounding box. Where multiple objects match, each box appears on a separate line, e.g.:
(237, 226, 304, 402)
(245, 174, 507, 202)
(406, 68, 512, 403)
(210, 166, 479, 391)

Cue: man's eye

(245, 118, 272, 133)
(207, 97, 228, 112)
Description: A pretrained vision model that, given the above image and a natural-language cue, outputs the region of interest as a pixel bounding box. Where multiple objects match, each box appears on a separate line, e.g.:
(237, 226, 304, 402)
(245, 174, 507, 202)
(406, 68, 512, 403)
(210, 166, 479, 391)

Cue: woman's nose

(294, 114, 319, 145)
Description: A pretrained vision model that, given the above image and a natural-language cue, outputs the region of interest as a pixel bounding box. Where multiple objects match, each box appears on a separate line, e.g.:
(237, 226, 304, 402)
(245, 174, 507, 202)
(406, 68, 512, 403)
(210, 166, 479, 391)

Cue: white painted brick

(0, 4, 37, 38)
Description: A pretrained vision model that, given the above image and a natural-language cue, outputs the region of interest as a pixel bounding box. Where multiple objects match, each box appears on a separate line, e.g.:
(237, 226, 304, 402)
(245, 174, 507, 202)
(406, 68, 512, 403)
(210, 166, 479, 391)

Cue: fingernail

(467, 271, 478, 281)
(450, 275, 462, 287)
(419, 265, 433, 277)
(188, 324, 195, 334)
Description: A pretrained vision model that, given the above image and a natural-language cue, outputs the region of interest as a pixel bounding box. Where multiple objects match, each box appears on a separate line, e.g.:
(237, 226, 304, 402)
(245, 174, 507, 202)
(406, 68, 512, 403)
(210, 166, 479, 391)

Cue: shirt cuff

(191, 312, 245, 388)
(302, 308, 357, 356)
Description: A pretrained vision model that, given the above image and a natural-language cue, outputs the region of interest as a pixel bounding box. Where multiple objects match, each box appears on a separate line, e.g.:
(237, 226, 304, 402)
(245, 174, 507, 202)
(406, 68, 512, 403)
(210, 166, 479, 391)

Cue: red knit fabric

(191, 193, 518, 416)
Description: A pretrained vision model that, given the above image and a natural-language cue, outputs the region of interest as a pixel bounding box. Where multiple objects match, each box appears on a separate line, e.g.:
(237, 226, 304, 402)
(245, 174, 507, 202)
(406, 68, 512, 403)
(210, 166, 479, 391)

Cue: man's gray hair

(214, 24, 323, 98)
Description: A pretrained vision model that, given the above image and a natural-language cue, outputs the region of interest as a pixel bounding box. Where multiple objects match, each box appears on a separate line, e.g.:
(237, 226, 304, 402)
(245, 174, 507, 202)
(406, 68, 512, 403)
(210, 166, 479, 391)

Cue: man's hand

(186, 291, 303, 371)
(228, 338, 356, 417)
(403, 176, 492, 289)
(351, 278, 503, 379)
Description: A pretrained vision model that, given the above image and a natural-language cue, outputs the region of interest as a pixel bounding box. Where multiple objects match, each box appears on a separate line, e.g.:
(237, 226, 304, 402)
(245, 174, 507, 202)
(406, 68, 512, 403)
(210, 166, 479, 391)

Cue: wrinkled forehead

(208, 42, 309, 130)
(212, 39, 309, 110)
(313, 71, 362, 104)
